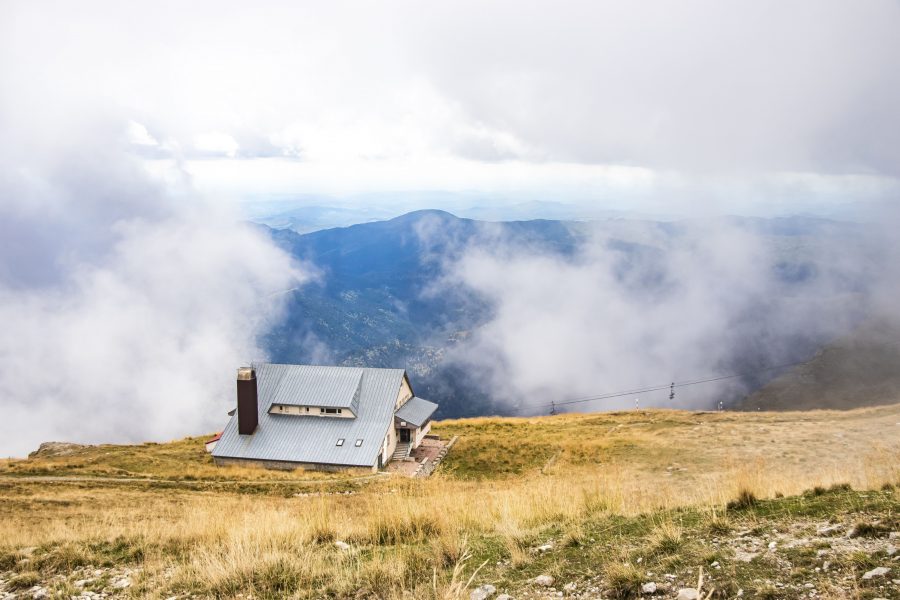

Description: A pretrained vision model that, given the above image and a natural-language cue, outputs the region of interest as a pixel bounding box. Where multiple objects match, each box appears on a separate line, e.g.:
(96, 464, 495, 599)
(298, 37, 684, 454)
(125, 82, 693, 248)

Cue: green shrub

(605, 561, 644, 599)
(8, 571, 41, 590)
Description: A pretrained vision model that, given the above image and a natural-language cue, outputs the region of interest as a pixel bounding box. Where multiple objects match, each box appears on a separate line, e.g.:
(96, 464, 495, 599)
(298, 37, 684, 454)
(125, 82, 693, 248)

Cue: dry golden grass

(1, 404, 898, 598)
(0, 436, 348, 481)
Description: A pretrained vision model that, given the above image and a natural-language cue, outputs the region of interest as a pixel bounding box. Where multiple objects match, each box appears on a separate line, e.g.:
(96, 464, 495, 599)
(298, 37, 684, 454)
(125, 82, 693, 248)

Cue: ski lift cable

(523, 338, 900, 412)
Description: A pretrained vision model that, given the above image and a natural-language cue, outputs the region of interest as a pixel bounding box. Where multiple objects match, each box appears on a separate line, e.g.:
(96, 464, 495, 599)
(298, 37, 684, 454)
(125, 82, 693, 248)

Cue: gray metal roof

(265, 364, 363, 412)
(394, 397, 438, 427)
(212, 364, 407, 467)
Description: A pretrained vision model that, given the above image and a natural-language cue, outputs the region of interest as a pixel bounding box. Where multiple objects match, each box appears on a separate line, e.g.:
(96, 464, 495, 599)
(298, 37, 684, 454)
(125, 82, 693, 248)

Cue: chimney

(236, 367, 258, 435)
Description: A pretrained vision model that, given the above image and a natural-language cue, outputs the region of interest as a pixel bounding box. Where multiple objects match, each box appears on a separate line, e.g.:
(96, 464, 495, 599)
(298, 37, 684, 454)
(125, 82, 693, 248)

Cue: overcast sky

(3, 0, 899, 215)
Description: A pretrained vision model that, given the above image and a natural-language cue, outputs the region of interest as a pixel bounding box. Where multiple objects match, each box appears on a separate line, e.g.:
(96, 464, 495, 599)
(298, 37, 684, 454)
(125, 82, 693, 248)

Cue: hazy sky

(3, 0, 899, 215)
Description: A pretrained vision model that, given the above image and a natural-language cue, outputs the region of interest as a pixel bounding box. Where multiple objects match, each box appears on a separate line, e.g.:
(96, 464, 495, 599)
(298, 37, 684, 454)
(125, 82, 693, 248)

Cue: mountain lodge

(212, 364, 439, 472)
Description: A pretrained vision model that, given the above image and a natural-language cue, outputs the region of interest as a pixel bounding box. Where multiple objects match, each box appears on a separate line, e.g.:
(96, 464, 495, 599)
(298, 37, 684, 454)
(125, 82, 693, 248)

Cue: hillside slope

(1, 406, 899, 599)
(737, 318, 900, 411)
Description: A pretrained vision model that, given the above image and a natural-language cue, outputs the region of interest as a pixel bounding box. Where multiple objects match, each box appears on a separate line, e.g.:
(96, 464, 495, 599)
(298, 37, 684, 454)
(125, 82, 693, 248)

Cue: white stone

(496, 595, 514, 600)
(334, 540, 351, 551)
(536, 543, 554, 553)
(768, 541, 777, 550)
(533, 575, 554, 587)
(563, 582, 576, 592)
(817, 525, 842, 536)
(112, 577, 132, 589)
(642, 582, 657, 593)
(676, 589, 700, 600)
(470, 584, 496, 600)
(861, 567, 890, 580)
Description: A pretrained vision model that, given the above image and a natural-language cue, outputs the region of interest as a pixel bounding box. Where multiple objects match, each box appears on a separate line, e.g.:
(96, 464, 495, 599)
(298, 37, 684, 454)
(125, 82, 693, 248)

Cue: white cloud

(126, 120, 159, 147)
(430, 215, 890, 413)
(193, 131, 240, 158)
(2, 0, 896, 211)
(0, 103, 309, 458)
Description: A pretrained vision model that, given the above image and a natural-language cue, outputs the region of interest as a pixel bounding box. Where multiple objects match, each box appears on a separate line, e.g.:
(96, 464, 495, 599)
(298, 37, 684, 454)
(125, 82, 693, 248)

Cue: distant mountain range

(262, 210, 580, 416)
(260, 210, 893, 417)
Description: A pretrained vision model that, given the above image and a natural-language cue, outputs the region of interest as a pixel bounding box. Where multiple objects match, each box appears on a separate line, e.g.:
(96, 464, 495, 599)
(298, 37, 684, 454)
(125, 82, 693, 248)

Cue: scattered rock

(28, 441, 87, 458)
(334, 540, 351, 551)
(112, 577, 132, 589)
(533, 575, 554, 587)
(496, 595, 514, 600)
(817, 524, 843, 536)
(470, 584, 496, 600)
(734, 550, 758, 563)
(535, 543, 554, 553)
(676, 589, 699, 600)
(30, 587, 48, 600)
(562, 582, 576, 592)
(861, 567, 890, 580)
(642, 582, 657, 593)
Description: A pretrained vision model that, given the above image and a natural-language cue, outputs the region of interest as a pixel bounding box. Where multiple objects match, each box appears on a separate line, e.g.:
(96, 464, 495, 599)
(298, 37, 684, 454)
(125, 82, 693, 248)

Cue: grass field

(1, 405, 899, 599)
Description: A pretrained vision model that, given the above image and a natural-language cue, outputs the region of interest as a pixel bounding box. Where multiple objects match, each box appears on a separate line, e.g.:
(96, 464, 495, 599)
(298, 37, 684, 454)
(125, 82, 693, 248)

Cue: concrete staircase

(392, 442, 410, 462)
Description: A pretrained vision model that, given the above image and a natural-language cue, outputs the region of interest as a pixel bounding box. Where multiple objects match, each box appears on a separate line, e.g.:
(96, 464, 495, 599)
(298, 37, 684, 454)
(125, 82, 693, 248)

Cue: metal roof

(265, 364, 363, 412)
(394, 397, 438, 427)
(212, 364, 408, 467)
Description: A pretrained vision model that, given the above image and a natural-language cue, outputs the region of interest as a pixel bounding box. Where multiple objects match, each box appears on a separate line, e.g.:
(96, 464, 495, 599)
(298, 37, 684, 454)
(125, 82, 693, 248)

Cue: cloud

(3, 0, 897, 206)
(429, 214, 894, 413)
(193, 131, 240, 158)
(0, 108, 309, 457)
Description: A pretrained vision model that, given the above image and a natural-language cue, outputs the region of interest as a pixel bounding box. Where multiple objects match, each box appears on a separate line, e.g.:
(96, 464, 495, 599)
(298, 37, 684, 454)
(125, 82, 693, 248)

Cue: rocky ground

(464, 488, 900, 600)
(497, 521, 899, 599)
(0, 565, 140, 600)
(3, 503, 897, 599)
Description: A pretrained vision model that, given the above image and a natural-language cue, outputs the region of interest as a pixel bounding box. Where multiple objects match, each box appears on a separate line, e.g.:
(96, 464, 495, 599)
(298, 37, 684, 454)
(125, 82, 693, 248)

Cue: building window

(337, 408, 342, 414)
(355, 439, 363, 447)
(336, 439, 344, 446)
(322, 408, 338, 414)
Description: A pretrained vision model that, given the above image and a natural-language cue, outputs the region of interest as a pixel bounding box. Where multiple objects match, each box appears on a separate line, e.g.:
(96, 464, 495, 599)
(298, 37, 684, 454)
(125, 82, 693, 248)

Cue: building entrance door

(399, 429, 411, 443)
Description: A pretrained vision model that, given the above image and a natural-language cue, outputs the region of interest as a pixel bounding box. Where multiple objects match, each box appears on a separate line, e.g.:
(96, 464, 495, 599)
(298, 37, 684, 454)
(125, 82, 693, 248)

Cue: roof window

(355, 439, 363, 447)
(336, 438, 345, 446)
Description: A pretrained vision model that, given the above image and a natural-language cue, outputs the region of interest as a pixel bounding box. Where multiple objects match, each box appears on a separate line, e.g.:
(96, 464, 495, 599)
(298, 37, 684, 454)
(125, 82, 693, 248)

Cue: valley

(260, 211, 891, 417)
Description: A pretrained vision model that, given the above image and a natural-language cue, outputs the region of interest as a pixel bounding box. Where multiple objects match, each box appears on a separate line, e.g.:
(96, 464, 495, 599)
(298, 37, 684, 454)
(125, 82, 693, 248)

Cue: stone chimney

(236, 367, 258, 435)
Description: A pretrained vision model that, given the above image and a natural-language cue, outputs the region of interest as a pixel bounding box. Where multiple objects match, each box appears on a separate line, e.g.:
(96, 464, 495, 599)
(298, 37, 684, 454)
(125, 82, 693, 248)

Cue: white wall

(413, 421, 432, 448)
(269, 404, 355, 418)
